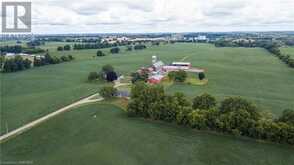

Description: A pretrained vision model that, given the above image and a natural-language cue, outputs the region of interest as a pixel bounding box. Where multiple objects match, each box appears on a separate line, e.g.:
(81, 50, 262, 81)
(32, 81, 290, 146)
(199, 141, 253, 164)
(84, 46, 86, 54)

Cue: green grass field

(281, 47, 294, 58)
(1, 43, 294, 135)
(1, 103, 293, 165)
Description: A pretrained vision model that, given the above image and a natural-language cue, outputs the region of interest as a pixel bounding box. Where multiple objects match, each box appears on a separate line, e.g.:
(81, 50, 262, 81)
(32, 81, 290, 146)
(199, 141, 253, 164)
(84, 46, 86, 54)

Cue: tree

(102, 64, 114, 74)
(63, 45, 71, 51)
(33, 56, 42, 67)
(126, 46, 133, 51)
(0, 55, 4, 69)
(188, 110, 207, 129)
(219, 97, 260, 120)
(106, 71, 118, 82)
(88, 72, 98, 81)
(23, 59, 32, 69)
(68, 55, 74, 60)
(217, 109, 256, 135)
(192, 93, 216, 110)
(110, 47, 120, 54)
(174, 92, 191, 108)
(168, 70, 187, 82)
(44, 53, 54, 64)
(57, 46, 64, 51)
(278, 109, 294, 125)
(131, 69, 149, 83)
(60, 55, 69, 62)
(52, 56, 61, 64)
(97, 50, 105, 57)
(198, 72, 205, 80)
(99, 85, 117, 99)
(134, 44, 146, 50)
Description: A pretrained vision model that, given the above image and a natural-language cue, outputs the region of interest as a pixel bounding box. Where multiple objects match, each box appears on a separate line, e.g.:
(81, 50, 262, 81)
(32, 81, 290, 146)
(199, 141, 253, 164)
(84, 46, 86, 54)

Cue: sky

(1, 0, 294, 34)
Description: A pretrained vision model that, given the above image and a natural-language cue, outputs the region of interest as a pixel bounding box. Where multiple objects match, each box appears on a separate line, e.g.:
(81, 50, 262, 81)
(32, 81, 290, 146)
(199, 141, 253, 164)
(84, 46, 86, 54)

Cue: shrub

(277, 109, 294, 125)
(97, 50, 105, 57)
(110, 47, 120, 54)
(192, 93, 216, 110)
(198, 72, 205, 80)
(63, 45, 71, 51)
(57, 46, 64, 51)
(68, 55, 74, 60)
(134, 44, 146, 50)
(88, 72, 98, 81)
(99, 86, 117, 99)
(52, 56, 61, 64)
(168, 70, 187, 82)
(131, 69, 149, 83)
(126, 46, 133, 51)
(102, 64, 114, 74)
(60, 55, 69, 62)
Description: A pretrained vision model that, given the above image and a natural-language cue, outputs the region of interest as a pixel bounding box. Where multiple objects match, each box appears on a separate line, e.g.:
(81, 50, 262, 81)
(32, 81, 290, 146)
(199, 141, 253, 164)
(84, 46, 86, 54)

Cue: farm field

(1, 43, 294, 135)
(281, 47, 294, 58)
(1, 103, 294, 165)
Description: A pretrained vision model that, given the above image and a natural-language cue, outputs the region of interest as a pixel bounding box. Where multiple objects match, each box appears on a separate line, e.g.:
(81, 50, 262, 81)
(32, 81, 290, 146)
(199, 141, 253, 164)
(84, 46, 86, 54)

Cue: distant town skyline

(2, 0, 294, 34)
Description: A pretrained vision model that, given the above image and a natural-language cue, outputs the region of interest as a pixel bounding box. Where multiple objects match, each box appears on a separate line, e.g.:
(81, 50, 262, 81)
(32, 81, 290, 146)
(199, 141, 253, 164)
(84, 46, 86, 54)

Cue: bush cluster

(262, 43, 294, 68)
(134, 44, 147, 50)
(0, 45, 45, 55)
(34, 53, 74, 67)
(57, 45, 71, 51)
(99, 85, 118, 99)
(2, 55, 32, 73)
(73, 42, 130, 50)
(88, 64, 118, 82)
(127, 82, 294, 145)
(168, 70, 187, 82)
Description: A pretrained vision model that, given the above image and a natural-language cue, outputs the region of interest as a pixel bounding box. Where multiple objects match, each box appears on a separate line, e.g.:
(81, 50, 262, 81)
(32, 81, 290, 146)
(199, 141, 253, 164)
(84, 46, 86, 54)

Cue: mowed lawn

(1, 43, 294, 135)
(1, 103, 294, 165)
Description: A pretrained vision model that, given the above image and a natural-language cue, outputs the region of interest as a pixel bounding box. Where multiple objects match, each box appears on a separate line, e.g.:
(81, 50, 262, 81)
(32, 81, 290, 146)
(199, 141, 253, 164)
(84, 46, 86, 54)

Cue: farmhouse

(138, 56, 204, 84)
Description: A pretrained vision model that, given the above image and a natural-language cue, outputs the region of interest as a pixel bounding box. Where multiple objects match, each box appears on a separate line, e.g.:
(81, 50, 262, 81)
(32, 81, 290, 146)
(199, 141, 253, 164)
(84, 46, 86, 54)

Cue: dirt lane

(0, 93, 103, 143)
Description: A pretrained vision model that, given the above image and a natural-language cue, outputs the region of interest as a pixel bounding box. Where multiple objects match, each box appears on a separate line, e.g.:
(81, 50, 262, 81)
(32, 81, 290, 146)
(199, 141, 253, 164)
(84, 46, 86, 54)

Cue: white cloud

(2, 0, 293, 33)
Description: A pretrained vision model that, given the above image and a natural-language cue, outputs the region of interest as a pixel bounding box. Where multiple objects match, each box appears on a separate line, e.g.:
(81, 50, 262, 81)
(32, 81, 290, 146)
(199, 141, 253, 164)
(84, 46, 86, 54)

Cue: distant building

(195, 35, 207, 42)
(171, 34, 184, 41)
(163, 62, 191, 71)
(148, 74, 165, 84)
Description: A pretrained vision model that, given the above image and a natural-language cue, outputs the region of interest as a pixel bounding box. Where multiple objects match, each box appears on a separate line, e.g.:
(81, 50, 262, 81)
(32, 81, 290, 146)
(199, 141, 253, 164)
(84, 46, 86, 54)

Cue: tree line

(97, 44, 148, 56)
(214, 40, 294, 68)
(127, 82, 294, 145)
(33, 53, 74, 67)
(0, 45, 45, 55)
(2, 55, 32, 73)
(57, 45, 71, 51)
(263, 43, 294, 68)
(1, 53, 74, 73)
(73, 42, 129, 50)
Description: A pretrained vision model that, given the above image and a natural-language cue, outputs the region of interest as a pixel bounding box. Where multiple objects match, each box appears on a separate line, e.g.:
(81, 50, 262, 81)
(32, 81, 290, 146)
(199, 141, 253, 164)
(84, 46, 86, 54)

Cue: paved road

(0, 93, 103, 143)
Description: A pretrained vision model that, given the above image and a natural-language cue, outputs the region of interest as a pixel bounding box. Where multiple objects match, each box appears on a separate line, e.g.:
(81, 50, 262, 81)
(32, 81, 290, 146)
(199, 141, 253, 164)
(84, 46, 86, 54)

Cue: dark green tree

(198, 72, 205, 80)
(97, 50, 105, 57)
(99, 85, 117, 99)
(192, 93, 216, 110)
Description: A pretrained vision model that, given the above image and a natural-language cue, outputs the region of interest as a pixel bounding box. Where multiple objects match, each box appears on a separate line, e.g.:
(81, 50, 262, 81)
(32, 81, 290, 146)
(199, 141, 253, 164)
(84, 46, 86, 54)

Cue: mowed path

(0, 93, 103, 143)
(0, 82, 130, 143)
